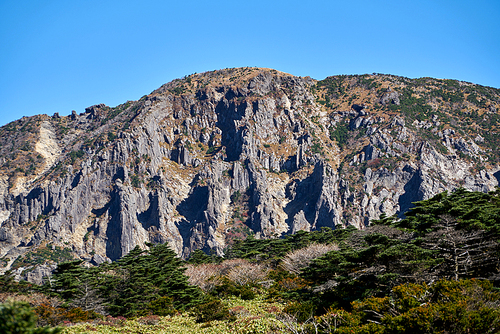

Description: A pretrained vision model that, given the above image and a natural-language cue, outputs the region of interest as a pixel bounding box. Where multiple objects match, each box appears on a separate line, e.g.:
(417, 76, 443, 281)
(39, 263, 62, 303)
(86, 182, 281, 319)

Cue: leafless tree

(184, 258, 270, 291)
(184, 263, 223, 292)
(281, 243, 339, 275)
(226, 260, 269, 286)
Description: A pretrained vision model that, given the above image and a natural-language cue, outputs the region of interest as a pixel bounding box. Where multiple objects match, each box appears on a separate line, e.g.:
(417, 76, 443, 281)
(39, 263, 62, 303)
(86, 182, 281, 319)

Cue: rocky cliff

(0, 67, 499, 282)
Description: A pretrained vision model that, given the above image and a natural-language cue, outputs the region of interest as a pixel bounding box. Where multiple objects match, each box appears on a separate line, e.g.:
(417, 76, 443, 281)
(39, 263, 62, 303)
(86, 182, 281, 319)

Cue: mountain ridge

(0, 67, 499, 282)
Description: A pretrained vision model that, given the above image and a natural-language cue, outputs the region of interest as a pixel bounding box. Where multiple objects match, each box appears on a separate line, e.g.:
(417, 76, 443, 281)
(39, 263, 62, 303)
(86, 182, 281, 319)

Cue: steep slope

(0, 67, 499, 282)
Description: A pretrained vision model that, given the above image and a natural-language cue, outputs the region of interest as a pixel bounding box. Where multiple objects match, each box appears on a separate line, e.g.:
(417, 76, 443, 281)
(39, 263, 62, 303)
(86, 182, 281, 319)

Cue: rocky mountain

(1, 67, 499, 282)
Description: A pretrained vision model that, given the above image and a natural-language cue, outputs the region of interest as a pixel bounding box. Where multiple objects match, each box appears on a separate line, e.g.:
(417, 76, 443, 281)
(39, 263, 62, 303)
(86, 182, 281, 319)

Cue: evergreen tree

(52, 260, 104, 313)
(52, 260, 86, 302)
(98, 243, 202, 317)
(99, 246, 157, 317)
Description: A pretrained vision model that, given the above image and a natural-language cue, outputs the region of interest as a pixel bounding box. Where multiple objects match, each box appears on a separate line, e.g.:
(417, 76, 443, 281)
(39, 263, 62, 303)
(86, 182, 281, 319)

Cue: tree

(51, 261, 104, 313)
(98, 243, 202, 317)
(395, 189, 500, 281)
(423, 215, 499, 281)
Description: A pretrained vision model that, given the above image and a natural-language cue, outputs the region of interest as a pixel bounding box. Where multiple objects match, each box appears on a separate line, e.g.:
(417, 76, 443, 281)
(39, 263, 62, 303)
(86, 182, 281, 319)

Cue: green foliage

(225, 227, 356, 264)
(397, 187, 500, 234)
(52, 243, 202, 318)
(101, 105, 127, 124)
(0, 270, 34, 293)
(370, 213, 398, 226)
(130, 174, 142, 188)
(68, 150, 84, 164)
(52, 260, 87, 302)
(192, 298, 236, 323)
(97, 244, 202, 317)
(230, 190, 242, 203)
(310, 142, 323, 155)
(0, 301, 61, 334)
(187, 249, 221, 264)
(20, 142, 31, 152)
(33, 304, 100, 327)
(145, 296, 176, 316)
(316, 76, 346, 100)
(107, 132, 117, 141)
(327, 279, 500, 334)
(10, 246, 74, 270)
(388, 88, 432, 122)
(295, 188, 500, 312)
(329, 123, 349, 148)
(211, 277, 256, 300)
(282, 301, 316, 323)
(170, 86, 186, 95)
(206, 146, 220, 155)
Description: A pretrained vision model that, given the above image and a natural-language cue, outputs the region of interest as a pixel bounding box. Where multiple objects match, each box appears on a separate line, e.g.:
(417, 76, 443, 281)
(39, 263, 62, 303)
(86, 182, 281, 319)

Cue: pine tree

(98, 243, 202, 317)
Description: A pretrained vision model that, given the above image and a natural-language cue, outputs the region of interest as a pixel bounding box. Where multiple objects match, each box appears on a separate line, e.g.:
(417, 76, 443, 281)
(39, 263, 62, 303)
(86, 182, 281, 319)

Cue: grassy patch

(62, 296, 284, 334)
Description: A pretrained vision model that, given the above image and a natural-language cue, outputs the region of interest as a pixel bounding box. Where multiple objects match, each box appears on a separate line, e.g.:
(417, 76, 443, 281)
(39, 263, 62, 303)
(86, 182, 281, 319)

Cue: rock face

(0, 67, 499, 281)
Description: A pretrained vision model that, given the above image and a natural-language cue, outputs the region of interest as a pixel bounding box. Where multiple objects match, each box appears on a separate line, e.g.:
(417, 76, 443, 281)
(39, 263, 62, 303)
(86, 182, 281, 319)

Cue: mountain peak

(0, 69, 499, 283)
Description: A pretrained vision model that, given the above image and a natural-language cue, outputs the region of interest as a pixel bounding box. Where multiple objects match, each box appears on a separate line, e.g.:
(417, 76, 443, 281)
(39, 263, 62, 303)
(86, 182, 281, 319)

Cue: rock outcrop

(0, 67, 499, 282)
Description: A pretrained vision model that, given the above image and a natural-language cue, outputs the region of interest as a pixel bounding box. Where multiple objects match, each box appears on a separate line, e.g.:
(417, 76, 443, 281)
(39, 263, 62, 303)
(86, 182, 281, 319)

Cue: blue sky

(1, 0, 499, 127)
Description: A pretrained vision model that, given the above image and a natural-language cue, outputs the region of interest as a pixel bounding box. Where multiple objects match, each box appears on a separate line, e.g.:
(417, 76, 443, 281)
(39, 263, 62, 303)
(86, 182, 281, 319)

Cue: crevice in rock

(398, 169, 424, 218)
(216, 100, 246, 161)
(177, 185, 209, 223)
(104, 189, 122, 261)
(137, 193, 160, 230)
(493, 170, 500, 185)
(284, 165, 323, 232)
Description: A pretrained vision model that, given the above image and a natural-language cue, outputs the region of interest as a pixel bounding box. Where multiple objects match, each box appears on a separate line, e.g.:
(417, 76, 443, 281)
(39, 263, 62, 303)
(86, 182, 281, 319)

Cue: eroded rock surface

(0, 68, 499, 281)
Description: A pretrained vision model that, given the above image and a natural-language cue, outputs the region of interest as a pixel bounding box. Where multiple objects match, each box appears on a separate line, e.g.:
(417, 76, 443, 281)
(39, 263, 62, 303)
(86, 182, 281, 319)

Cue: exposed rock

(0, 68, 499, 282)
(380, 88, 400, 105)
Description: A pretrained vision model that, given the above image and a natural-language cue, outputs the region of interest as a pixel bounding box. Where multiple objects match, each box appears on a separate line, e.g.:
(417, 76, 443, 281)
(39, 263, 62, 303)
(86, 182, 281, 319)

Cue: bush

(184, 263, 223, 292)
(226, 259, 269, 286)
(34, 304, 99, 327)
(212, 278, 242, 299)
(145, 296, 176, 316)
(282, 301, 316, 323)
(185, 259, 269, 293)
(68, 150, 84, 164)
(281, 243, 339, 275)
(192, 298, 236, 323)
(330, 123, 349, 148)
(137, 315, 160, 325)
(0, 301, 61, 334)
(238, 286, 256, 300)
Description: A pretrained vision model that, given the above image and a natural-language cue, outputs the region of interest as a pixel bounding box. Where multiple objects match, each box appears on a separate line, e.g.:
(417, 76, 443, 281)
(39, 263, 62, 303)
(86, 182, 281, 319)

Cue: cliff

(0, 67, 499, 282)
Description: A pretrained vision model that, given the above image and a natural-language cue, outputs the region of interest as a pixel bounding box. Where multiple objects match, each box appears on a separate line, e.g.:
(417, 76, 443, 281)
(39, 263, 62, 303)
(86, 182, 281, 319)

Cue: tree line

(1, 188, 499, 333)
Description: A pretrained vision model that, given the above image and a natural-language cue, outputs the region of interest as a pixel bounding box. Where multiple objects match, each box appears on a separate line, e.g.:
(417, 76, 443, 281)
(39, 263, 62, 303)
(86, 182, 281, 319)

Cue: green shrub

(330, 123, 349, 148)
(193, 298, 235, 323)
(68, 150, 84, 164)
(282, 301, 316, 323)
(238, 286, 256, 300)
(0, 301, 61, 334)
(206, 146, 217, 155)
(145, 296, 176, 316)
(212, 278, 240, 298)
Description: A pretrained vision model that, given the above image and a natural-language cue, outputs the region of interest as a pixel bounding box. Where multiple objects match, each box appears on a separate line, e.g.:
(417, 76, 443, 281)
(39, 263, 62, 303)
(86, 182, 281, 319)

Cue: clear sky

(1, 0, 499, 127)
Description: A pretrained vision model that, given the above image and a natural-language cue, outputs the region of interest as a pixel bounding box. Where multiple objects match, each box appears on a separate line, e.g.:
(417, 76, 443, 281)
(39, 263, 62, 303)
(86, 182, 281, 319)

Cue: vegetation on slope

(0, 188, 499, 333)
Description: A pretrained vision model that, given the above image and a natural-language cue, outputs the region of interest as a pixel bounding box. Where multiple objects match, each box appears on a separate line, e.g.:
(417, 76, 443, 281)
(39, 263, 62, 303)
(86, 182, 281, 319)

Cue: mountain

(0, 67, 499, 282)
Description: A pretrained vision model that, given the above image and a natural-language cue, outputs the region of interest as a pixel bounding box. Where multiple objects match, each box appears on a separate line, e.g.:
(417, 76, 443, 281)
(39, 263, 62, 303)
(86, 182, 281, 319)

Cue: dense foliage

(0, 188, 499, 333)
(51, 243, 202, 318)
(0, 301, 61, 334)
